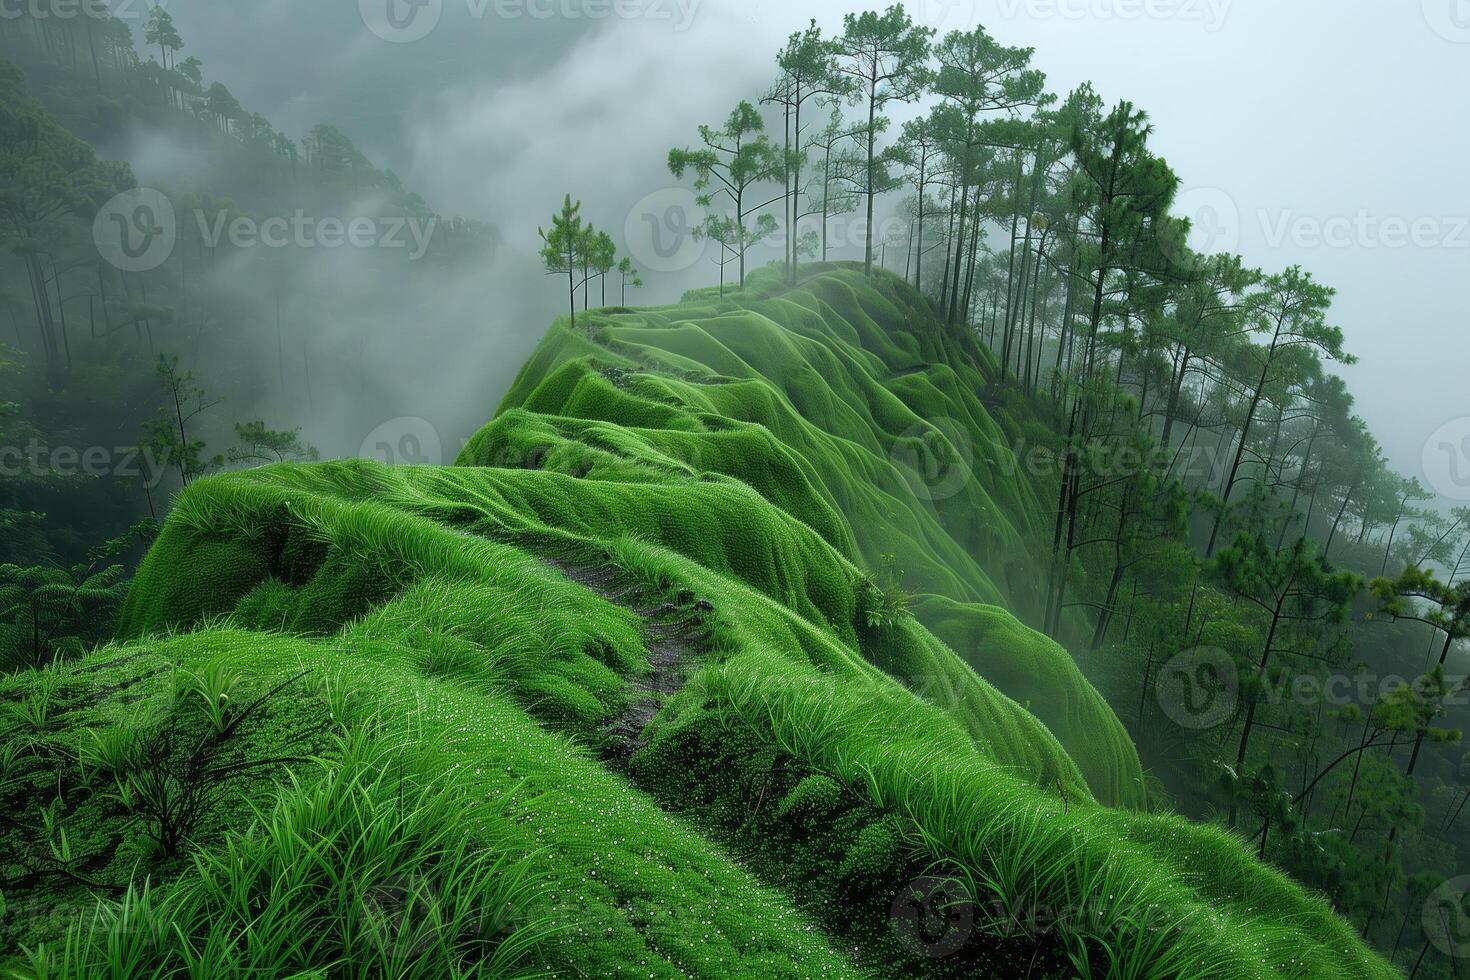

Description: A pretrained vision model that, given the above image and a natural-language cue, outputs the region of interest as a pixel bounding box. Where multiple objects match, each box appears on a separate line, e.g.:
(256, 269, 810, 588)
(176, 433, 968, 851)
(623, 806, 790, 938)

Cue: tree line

(537, 8, 1469, 973)
(0, 4, 487, 671)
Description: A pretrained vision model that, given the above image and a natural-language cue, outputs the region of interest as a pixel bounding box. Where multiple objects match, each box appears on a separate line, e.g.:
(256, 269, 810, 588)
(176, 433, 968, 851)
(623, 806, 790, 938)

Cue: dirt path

(544, 560, 713, 762)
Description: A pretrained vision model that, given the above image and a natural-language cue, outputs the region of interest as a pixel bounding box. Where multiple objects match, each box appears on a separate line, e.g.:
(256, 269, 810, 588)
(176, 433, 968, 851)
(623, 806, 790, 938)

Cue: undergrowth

(1, 266, 1397, 978)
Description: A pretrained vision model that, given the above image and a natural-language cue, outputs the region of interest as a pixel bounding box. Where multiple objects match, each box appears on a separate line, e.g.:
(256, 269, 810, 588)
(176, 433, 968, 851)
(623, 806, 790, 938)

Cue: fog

(153, 0, 1467, 491)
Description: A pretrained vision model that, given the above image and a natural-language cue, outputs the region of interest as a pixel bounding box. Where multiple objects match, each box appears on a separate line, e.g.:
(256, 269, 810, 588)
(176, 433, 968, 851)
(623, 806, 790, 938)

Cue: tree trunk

(914, 153, 926, 294)
(1404, 627, 1458, 777)
(999, 160, 1026, 374)
(567, 267, 576, 330)
(1230, 588, 1290, 827)
(1323, 481, 1359, 559)
(862, 70, 878, 275)
(1207, 361, 1271, 555)
(1090, 494, 1131, 651)
(946, 173, 971, 325)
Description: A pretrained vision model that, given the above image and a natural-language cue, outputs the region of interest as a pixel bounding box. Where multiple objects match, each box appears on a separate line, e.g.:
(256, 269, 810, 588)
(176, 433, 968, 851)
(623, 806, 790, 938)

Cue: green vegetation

(3, 3, 1464, 976)
(3, 266, 1399, 977)
(0, 9, 494, 571)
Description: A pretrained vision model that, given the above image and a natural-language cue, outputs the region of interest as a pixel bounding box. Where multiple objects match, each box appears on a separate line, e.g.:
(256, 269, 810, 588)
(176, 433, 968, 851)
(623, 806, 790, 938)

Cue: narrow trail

(544, 559, 713, 762)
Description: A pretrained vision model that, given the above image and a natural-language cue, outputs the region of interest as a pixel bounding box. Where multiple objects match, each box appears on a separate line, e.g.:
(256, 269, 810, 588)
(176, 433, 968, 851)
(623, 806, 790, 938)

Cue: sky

(161, 0, 1469, 500)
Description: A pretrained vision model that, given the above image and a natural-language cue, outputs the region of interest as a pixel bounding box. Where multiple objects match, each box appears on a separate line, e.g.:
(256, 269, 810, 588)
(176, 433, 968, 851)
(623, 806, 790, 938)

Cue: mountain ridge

(2, 265, 1396, 978)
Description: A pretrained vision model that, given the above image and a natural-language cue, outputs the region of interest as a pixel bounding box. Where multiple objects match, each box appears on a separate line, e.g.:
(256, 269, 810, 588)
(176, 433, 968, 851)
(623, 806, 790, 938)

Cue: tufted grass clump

(2, 266, 1397, 979)
(20, 740, 554, 979)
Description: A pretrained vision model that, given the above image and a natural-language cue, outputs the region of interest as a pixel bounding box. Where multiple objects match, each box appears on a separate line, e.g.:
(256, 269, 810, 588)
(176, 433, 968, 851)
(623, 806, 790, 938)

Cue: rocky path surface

(544, 559, 713, 761)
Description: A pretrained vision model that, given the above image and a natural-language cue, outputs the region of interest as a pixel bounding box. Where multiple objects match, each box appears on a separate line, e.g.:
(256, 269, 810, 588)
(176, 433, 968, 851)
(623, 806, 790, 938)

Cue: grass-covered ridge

(1, 266, 1395, 977)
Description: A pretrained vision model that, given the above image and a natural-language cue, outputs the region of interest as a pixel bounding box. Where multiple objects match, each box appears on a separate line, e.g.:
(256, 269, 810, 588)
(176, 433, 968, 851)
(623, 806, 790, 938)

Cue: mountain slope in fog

(1, 268, 1393, 978)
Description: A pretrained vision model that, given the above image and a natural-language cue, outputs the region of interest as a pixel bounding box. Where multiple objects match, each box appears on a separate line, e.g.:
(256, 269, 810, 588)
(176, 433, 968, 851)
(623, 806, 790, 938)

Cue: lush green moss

(0, 631, 861, 977)
(4, 264, 1395, 978)
(642, 648, 1394, 979)
(913, 594, 1142, 810)
(116, 457, 1094, 797)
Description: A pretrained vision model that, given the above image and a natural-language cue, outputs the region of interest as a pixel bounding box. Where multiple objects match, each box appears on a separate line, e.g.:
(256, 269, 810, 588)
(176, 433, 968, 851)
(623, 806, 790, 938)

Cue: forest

(2, 3, 1467, 978)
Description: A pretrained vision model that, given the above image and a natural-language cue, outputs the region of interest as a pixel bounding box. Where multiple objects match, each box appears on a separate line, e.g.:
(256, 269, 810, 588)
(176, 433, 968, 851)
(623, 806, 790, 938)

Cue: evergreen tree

(668, 101, 783, 287)
(832, 6, 933, 274)
(538, 195, 587, 328)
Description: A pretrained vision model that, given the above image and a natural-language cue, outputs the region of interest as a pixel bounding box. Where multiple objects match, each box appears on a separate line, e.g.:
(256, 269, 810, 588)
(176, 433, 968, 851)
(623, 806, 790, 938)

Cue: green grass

(638, 650, 1391, 978)
(1, 263, 1396, 978)
(1, 631, 863, 977)
(20, 741, 550, 979)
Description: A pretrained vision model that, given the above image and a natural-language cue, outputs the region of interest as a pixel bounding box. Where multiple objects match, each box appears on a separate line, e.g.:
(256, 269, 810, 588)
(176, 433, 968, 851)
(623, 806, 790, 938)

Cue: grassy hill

(0, 266, 1396, 977)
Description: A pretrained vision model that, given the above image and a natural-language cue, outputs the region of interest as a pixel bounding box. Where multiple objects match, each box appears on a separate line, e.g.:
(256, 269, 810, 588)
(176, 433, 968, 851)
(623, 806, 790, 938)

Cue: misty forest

(2, 2, 1468, 977)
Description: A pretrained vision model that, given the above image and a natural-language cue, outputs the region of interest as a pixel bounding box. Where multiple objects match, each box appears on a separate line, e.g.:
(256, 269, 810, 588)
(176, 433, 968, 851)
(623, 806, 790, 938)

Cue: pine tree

(832, 6, 933, 274)
(538, 195, 586, 329)
(669, 101, 783, 287)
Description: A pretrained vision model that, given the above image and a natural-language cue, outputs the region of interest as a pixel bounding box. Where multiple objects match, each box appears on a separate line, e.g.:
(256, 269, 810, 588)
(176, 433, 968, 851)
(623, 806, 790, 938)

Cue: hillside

(0, 267, 1396, 977)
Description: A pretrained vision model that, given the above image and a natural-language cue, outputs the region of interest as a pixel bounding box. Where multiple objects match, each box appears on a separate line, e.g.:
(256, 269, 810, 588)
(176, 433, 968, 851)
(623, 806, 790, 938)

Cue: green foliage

(227, 422, 319, 465)
(616, 255, 643, 304)
(178, 662, 243, 734)
(140, 355, 223, 490)
(539, 197, 636, 320)
(37, 269, 1395, 978)
(1, 628, 860, 976)
(858, 553, 910, 631)
(669, 101, 785, 286)
(0, 563, 128, 673)
(0, 8, 1430, 963)
(22, 745, 555, 979)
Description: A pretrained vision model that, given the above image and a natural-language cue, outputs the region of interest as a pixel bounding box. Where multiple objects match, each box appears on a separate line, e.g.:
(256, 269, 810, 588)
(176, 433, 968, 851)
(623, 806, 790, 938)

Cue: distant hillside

(0, 268, 1395, 978)
(0, 27, 501, 568)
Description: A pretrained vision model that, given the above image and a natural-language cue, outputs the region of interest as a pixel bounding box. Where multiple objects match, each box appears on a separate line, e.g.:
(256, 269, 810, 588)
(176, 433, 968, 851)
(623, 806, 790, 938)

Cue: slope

(0, 265, 1395, 979)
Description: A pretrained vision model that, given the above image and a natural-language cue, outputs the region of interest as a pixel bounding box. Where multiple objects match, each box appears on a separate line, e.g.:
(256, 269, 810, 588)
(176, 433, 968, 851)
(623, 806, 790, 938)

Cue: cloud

(401, 8, 773, 242)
